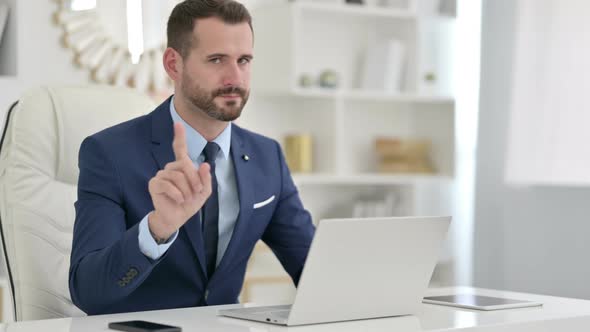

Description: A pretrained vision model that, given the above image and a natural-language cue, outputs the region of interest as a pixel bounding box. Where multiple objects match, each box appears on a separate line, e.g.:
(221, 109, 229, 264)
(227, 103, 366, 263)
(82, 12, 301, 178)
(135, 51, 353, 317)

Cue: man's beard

(182, 76, 249, 122)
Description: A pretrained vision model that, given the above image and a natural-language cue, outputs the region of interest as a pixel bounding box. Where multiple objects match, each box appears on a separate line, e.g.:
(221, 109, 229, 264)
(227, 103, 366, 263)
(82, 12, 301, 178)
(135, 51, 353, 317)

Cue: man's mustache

(213, 86, 247, 98)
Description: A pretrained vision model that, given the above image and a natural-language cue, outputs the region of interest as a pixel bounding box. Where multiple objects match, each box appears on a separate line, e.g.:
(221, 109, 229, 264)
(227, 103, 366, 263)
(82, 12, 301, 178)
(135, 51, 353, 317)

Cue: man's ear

(163, 47, 182, 82)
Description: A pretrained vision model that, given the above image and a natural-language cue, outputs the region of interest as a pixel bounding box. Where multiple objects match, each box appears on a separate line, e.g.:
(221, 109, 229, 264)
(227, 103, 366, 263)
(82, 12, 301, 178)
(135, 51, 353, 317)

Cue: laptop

(218, 216, 451, 326)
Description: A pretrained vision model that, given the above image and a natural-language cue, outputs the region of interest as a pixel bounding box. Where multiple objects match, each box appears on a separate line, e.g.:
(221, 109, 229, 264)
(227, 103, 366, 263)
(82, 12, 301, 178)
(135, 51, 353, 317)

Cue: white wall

(16, 1, 98, 84)
(474, 0, 590, 299)
(0, 0, 17, 76)
(0, 0, 89, 118)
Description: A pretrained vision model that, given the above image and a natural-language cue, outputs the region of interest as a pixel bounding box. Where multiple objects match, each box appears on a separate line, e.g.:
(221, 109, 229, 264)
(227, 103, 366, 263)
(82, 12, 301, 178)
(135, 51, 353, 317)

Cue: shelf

(293, 2, 417, 20)
(270, 88, 454, 104)
(292, 173, 452, 186)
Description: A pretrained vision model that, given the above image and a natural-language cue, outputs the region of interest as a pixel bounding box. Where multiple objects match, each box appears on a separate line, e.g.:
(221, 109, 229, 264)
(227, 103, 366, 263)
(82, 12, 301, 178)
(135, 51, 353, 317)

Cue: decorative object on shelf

(0, 4, 8, 45)
(52, 0, 178, 94)
(361, 39, 406, 93)
(298, 73, 315, 88)
(284, 134, 313, 173)
(420, 70, 438, 94)
(375, 137, 435, 173)
(424, 71, 437, 82)
(345, 0, 364, 5)
(318, 69, 340, 89)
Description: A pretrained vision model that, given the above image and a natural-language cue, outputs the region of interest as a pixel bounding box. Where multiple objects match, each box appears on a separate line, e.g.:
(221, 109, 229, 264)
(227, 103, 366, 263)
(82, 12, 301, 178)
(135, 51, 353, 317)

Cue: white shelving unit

(240, 0, 457, 216)
(241, 0, 455, 177)
(239, 0, 457, 302)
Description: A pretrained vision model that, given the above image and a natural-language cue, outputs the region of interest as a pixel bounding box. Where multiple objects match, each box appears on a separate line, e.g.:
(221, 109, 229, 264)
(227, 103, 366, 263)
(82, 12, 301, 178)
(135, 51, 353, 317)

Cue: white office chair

(0, 85, 155, 321)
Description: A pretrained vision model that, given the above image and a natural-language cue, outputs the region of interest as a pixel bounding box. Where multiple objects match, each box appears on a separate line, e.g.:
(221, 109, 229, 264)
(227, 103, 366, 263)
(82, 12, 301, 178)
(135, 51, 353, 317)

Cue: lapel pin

(242, 154, 250, 161)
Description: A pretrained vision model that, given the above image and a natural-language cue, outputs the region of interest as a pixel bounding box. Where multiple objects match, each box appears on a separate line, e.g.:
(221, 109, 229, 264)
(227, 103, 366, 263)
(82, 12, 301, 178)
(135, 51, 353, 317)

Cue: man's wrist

(148, 212, 175, 244)
(149, 228, 169, 245)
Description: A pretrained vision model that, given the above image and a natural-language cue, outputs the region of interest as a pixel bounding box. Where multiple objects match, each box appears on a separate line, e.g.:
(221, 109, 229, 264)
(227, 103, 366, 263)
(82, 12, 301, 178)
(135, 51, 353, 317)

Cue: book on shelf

(360, 39, 406, 93)
(0, 4, 8, 45)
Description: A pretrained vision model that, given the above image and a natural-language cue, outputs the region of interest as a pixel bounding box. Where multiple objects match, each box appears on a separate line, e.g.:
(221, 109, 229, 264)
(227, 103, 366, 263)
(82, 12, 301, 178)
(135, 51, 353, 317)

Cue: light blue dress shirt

(138, 97, 240, 264)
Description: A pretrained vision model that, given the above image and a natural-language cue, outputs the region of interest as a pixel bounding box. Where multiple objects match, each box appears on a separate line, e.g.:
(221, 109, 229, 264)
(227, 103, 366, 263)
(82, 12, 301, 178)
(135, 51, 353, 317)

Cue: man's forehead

(192, 17, 253, 46)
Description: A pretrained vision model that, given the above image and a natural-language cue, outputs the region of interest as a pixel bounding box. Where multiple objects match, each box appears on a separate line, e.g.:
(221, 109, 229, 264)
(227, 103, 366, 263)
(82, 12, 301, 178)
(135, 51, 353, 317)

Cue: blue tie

(202, 142, 220, 279)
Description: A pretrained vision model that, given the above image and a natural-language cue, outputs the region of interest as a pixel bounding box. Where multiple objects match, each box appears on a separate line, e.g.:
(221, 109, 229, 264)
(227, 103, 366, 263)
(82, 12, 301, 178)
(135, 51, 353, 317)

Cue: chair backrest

(0, 85, 156, 321)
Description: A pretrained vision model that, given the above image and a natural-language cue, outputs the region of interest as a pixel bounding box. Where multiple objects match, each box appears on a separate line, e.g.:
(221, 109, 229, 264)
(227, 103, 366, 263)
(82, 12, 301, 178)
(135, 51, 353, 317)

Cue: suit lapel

(150, 98, 175, 170)
(214, 126, 254, 278)
(150, 98, 207, 276)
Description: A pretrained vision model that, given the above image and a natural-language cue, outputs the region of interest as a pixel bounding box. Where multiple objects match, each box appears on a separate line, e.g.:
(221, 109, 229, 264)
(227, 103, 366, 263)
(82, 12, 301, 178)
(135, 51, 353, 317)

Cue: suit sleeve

(69, 136, 165, 314)
(261, 141, 316, 286)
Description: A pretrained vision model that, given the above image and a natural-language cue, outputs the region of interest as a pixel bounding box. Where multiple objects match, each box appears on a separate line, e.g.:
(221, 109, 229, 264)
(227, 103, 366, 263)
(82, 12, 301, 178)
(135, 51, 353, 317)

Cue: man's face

(179, 17, 253, 122)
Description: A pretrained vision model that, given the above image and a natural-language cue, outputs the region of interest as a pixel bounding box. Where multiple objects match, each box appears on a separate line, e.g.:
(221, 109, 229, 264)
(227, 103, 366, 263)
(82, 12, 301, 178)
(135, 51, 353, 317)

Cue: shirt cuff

(138, 213, 178, 260)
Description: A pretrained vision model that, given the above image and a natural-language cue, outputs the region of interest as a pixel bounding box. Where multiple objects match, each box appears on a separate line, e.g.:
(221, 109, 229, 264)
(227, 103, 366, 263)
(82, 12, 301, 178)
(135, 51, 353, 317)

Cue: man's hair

(167, 0, 253, 59)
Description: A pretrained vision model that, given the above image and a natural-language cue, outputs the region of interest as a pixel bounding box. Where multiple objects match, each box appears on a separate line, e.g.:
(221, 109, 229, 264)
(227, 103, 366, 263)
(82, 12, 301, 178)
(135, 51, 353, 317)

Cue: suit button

(127, 268, 138, 278)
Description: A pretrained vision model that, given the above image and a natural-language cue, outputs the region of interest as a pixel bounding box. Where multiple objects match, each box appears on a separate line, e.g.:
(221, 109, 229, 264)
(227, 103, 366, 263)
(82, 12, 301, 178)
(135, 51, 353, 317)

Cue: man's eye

(210, 58, 221, 64)
(238, 58, 251, 65)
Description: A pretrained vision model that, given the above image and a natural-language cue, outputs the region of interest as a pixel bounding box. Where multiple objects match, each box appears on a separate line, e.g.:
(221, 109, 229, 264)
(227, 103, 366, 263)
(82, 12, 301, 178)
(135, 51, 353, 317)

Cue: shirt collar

(169, 96, 232, 161)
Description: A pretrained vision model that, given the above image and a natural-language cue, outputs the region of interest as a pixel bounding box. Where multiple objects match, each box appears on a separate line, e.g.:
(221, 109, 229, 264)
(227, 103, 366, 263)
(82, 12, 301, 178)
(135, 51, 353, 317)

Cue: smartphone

(108, 320, 182, 332)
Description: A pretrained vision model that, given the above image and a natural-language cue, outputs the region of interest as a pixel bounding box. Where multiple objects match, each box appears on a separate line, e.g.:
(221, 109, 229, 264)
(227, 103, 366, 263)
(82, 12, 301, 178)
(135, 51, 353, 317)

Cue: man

(69, 0, 315, 315)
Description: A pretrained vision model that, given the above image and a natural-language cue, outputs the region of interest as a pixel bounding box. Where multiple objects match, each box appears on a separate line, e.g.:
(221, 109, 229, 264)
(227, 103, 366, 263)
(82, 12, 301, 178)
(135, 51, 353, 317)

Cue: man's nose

(222, 63, 242, 86)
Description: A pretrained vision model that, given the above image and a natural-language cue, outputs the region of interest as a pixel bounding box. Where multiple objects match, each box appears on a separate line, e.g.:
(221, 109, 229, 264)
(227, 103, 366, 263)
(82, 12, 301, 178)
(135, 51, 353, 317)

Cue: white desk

(4, 287, 590, 331)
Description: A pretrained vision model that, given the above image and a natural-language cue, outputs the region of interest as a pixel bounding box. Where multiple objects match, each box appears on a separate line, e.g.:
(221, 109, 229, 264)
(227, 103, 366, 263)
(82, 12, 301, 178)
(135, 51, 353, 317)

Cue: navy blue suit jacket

(69, 98, 315, 315)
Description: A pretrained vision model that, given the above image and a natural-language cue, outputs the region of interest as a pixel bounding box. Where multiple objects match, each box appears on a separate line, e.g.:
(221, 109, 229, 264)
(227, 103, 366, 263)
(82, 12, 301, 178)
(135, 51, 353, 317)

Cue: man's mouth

(218, 94, 241, 99)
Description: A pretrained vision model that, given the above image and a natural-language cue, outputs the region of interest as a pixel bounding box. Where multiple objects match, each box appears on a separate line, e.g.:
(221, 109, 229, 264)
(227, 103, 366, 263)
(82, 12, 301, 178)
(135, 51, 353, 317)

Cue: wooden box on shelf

(375, 137, 435, 174)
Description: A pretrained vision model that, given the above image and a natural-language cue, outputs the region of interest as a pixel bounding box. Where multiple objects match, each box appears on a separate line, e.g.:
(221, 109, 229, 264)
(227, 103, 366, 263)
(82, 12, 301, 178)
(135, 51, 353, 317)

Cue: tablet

(423, 294, 543, 311)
